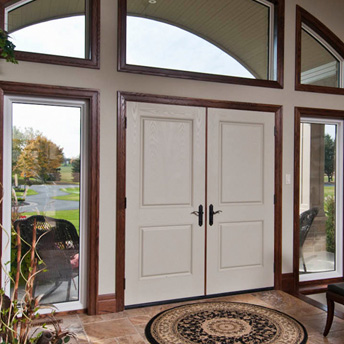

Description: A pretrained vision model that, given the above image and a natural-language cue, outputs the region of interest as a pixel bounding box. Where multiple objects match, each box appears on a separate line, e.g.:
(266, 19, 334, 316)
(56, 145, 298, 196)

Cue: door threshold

(125, 287, 274, 309)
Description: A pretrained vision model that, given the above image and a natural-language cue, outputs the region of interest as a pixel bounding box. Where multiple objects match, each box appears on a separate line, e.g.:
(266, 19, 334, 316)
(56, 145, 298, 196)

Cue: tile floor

(54, 290, 344, 343)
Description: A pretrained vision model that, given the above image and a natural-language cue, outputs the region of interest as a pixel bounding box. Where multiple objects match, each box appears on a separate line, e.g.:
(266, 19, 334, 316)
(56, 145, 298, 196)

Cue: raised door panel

(207, 108, 275, 294)
(125, 102, 206, 305)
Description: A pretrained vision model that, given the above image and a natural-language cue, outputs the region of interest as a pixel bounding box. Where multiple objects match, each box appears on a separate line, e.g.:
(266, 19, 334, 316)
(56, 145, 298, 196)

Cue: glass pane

(7, 0, 87, 58)
(11, 103, 81, 304)
(126, 0, 271, 79)
(299, 122, 337, 274)
(301, 29, 340, 87)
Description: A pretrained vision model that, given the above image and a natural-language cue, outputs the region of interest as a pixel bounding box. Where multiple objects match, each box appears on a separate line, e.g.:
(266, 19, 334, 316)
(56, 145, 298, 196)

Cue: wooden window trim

(0, 81, 100, 315)
(118, 0, 285, 89)
(293, 107, 344, 292)
(0, 0, 100, 69)
(116, 91, 283, 311)
(295, 6, 344, 95)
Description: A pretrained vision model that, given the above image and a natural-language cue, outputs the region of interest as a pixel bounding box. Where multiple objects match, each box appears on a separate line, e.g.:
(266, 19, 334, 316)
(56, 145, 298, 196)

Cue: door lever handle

(191, 205, 204, 227)
(209, 204, 222, 226)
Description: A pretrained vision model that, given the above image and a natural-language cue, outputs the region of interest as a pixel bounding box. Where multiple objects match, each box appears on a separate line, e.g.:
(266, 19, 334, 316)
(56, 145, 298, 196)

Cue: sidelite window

(2, 96, 88, 312)
(2, 0, 99, 67)
(301, 27, 341, 88)
(119, 0, 283, 85)
(299, 119, 343, 282)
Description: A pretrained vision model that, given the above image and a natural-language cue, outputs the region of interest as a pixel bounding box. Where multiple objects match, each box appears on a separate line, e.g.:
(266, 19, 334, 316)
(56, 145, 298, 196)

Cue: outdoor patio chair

(323, 282, 344, 336)
(299, 207, 319, 273)
(13, 215, 79, 302)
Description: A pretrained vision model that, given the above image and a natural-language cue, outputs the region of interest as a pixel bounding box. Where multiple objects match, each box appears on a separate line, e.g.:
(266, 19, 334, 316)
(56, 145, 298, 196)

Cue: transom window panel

(296, 6, 344, 94)
(120, 0, 283, 85)
(301, 28, 341, 88)
(2, 0, 100, 67)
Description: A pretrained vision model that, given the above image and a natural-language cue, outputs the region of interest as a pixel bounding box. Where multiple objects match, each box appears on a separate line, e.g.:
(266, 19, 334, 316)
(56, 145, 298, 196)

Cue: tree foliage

(12, 126, 42, 170)
(71, 158, 80, 182)
(15, 135, 64, 183)
(324, 134, 335, 183)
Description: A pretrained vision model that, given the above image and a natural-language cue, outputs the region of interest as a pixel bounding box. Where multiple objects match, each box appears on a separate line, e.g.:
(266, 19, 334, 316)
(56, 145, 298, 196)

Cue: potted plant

(0, 214, 76, 343)
(0, 28, 18, 64)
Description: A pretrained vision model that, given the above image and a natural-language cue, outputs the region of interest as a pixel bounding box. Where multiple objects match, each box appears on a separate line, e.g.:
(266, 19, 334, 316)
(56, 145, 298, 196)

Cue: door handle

(209, 204, 222, 226)
(191, 205, 204, 227)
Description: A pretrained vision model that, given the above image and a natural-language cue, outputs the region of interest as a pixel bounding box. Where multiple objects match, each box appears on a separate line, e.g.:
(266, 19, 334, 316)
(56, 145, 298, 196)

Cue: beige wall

(1, 0, 344, 294)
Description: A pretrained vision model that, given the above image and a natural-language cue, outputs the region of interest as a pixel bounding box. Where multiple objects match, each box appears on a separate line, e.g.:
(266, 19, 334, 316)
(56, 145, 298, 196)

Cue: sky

(10, 16, 85, 58)
(13, 103, 81, 159)
(127, 16, 254, 78)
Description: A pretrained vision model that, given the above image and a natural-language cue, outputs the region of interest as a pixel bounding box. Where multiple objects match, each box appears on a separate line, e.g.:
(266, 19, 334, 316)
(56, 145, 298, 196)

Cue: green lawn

(20, 209, 80, 233)
(59, 165, 74, 183)
(53, 187, 80, 201)
(15, 189, 38, 197)
(324, 185, 335, 198)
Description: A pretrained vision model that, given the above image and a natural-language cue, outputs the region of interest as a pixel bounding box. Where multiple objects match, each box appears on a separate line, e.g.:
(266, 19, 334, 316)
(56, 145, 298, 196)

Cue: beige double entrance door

(125, 102, 275, 306)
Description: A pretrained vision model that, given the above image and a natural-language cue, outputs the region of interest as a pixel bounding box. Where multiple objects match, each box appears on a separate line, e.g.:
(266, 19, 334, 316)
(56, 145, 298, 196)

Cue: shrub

(325, 196, 336, 253)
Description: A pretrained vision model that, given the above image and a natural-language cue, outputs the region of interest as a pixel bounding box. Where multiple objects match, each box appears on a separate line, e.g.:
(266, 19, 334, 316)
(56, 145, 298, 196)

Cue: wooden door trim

(294, 107, 344, 290)
(116, 91, 283, 311)
(0, 81, 100, 315)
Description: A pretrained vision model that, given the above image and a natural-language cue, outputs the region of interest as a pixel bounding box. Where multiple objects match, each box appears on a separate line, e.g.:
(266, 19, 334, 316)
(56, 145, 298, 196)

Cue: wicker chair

(13, 215, 79, 302)
(299, 207, 319, 273)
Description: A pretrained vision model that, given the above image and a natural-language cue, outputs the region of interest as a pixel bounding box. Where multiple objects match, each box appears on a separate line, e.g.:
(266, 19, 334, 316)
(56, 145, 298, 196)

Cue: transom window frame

(295, 6, 344, 95)
(0, 0, 100, 69)
(118, 0, 285, 89)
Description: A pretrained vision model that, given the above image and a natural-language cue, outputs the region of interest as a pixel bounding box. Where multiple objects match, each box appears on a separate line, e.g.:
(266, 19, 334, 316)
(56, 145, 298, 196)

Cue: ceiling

(6, 0, 85, 33)
(127, 0, 270, 79)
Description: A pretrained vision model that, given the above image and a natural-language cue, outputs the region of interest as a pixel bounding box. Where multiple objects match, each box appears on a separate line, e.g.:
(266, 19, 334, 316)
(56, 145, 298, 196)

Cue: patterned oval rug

(145, 302, 308, 344)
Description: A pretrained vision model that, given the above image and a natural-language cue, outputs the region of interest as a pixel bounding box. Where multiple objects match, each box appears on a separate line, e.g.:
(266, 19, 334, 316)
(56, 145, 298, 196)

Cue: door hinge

(124, 278, 126, 290)
(274, 126, 277, 136)
(273, 263, 275, 273)
(125, 117, 127, 129)
(125, 197, 127, 209)
(274, 194, 276, 204)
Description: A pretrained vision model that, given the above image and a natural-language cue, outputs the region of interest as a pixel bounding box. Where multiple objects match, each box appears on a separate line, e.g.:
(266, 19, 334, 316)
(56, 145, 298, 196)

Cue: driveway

(18, 184, 79, 213)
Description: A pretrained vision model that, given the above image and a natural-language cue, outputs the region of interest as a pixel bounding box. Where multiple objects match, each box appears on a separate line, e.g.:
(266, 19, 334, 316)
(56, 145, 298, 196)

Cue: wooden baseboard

(97, 293, 117, 314)
(281, 273, 296, 294)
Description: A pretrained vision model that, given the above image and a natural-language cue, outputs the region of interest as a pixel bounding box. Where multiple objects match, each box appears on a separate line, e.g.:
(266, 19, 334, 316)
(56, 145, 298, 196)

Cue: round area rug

(145, 302, 308, 344)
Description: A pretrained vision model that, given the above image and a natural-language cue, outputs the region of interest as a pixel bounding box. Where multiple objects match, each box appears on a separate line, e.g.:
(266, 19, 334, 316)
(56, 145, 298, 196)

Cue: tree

(12, 126, 42, 169)
(324, 134, 335, 182)
(71, 157, 80, 182)
(15, 135, 64, 183)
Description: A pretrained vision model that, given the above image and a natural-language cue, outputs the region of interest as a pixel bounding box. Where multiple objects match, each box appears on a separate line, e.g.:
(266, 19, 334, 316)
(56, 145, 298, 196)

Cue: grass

(15, 189, 38, 197)
(324, 185, 335, 198)
(52, 186, 80, 201)
(20, 209, 80, 234)
(59, 165, 75, 183)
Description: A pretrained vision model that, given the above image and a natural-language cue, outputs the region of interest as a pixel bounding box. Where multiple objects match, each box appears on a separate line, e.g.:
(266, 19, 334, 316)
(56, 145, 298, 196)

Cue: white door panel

(207, 108, 275, 294)
(125, 103, 275, 305)
(125, 102, 206, 305)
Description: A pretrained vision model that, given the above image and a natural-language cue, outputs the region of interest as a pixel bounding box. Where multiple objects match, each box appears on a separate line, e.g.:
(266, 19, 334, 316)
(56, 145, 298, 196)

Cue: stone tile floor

(54, 290, 344, 343)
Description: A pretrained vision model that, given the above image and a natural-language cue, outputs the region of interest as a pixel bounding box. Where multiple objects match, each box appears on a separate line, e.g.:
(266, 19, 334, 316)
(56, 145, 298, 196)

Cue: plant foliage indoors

(0, 207, 76, 343)
(0, 29, 17, 64)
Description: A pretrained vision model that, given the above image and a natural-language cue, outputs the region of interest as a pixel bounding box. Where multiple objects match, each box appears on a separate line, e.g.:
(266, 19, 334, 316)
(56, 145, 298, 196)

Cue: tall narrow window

(299, 119, 343, 282)
(119, 0, 284, 86)
(2, 96, 88, 312)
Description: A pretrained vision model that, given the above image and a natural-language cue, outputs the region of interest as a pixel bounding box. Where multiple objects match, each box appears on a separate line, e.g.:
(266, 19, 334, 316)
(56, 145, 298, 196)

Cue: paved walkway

(18, 184, 79, 213)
